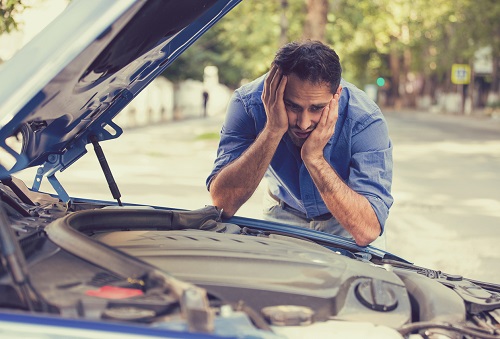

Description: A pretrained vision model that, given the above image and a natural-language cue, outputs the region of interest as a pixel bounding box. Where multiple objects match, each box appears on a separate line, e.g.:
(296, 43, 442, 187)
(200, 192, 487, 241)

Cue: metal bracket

(32, 165, 69, 203)
(31, 118, 123, 202)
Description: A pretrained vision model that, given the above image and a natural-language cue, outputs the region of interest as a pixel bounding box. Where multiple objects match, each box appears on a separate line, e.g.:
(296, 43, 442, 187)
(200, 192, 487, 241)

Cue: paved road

(17, 110, 500, 284)
(383, 111, 500, 284)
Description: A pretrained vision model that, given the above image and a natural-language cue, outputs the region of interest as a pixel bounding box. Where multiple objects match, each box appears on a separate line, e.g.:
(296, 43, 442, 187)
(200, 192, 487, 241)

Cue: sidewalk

(384, 107, 500, 132)
(119, 113, 267, 217)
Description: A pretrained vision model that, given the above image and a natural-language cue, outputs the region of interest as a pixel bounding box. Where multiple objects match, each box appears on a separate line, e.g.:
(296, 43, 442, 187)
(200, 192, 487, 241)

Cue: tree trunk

(492, 54, 499, 94)
(388, 46, 401, 108)
(303, 0, 328, 42)
(280, 0, 289, 46)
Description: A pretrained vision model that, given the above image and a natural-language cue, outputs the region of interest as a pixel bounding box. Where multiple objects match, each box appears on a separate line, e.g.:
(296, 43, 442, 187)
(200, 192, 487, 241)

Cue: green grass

(195, 132, 220, 140)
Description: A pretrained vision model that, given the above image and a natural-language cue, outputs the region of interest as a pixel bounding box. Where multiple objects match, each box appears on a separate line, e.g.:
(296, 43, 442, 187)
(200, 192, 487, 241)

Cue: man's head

(273, 40, 342, 94)
(272, 41, 343, 147)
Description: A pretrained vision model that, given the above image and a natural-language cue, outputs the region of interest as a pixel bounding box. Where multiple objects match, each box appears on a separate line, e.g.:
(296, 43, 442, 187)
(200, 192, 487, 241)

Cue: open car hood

(0, 0, 240, 183)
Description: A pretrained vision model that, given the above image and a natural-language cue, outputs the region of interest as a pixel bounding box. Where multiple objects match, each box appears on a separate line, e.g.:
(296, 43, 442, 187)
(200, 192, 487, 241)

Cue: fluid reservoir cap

(446, 274, 463, 281)
(355, 279, 398, 312)
(261, 305, 314, 326)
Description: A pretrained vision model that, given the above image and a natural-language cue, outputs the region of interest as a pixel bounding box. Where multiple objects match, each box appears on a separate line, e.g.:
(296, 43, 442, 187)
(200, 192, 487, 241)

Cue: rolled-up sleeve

(206, 91, 258, 190)
(348, 117, 394, 233)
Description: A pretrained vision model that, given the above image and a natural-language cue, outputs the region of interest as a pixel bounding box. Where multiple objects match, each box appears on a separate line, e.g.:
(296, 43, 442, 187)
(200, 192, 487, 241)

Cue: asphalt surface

(16, 109, 500, 284)
(383, 110, 500, 284)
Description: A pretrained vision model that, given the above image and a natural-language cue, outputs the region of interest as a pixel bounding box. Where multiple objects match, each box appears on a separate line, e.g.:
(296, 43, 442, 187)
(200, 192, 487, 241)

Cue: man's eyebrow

(284, 99, 301, 107)
(310, 103, 329, 109)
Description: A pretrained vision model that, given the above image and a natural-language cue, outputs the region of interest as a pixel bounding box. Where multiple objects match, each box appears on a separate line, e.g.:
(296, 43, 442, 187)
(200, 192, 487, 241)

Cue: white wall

(115, 76, 233, 128)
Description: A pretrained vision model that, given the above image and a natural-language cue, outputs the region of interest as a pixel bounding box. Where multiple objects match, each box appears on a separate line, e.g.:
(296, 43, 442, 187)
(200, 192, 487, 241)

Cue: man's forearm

(210, 127, 283, 218)
(304, 157, 381, 246)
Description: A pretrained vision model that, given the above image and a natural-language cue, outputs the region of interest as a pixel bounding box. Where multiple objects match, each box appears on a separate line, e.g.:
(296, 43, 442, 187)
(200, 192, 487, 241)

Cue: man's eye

(310, 106, 324, 112)
(285, 103, 301, 112)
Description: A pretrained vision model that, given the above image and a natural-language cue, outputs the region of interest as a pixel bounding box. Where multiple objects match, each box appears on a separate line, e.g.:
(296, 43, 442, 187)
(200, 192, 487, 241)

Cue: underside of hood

(0, 0, 241, 182)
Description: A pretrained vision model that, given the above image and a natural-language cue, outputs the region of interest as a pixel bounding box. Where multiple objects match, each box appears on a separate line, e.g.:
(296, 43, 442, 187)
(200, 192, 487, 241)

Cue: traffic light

(376, 77, 386, 87)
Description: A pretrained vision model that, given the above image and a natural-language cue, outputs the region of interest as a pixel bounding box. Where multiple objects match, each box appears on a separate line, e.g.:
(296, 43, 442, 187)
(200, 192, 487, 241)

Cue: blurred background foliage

(1, 0, 499, 109)
(0, 0, 26, 34)
(166, 0, 500, 109)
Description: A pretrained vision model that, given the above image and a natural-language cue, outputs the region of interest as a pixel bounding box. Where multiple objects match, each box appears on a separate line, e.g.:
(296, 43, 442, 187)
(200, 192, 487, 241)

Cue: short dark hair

(273, 40, 342, 93)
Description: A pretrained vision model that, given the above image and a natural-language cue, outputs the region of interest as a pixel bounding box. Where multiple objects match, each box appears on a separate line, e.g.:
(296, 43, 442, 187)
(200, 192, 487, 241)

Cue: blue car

(0, 1, 499, 338)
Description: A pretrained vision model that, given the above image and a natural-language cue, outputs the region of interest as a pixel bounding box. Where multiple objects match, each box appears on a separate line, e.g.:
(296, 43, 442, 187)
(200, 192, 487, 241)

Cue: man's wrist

(263, 123, 287, 139)
(302, 152, 325, 166)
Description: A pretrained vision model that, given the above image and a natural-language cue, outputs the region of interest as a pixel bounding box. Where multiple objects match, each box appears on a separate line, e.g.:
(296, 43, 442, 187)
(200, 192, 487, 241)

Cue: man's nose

(296, 112, 311, 130)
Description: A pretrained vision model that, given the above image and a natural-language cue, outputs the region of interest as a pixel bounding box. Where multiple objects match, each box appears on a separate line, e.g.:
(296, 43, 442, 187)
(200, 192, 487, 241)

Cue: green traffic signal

(376, 77, 385, 87)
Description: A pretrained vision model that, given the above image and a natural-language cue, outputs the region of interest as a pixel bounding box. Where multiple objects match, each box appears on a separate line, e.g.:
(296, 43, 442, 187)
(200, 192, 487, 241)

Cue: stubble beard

(287, 121, 318, 147)
(287, 127, 313, 148)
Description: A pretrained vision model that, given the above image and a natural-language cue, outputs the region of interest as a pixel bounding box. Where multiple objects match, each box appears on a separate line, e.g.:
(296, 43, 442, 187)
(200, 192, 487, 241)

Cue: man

(206, 40, 393, 247)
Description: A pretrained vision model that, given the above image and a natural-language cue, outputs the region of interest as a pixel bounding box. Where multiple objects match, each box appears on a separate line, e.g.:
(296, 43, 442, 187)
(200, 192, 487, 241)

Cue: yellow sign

(451, 64, 471, 85)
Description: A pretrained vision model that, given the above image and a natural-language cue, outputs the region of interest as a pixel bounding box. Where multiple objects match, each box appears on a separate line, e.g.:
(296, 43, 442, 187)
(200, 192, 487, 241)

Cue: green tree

(0, 0, 25, 34)
(454, 0, 500, 95)
(164, 0, 500, 107)
(164, 0, 307, 88)
(327, 0, 500, 107)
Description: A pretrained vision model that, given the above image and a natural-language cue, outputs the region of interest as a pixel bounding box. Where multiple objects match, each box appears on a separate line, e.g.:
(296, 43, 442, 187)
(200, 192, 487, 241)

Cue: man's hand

(301, 93, 340, 162)
(262, 65, 289, 135)
(210, 65, 289, 218)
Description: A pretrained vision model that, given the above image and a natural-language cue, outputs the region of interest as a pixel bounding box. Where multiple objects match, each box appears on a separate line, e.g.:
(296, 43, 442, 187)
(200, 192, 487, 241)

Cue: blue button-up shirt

(207, 74, 394, 231)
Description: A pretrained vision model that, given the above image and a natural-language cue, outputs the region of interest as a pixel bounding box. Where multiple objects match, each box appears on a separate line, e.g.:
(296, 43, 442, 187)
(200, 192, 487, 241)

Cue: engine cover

(95, 230, 411, 327)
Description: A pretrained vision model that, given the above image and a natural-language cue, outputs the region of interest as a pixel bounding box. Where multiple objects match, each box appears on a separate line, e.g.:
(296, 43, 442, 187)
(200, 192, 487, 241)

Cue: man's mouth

(292, 130, 311, 139)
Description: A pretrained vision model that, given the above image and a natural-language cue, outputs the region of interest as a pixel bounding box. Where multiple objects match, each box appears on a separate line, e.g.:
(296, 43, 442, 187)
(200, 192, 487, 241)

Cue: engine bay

(0, 179, 499, 338)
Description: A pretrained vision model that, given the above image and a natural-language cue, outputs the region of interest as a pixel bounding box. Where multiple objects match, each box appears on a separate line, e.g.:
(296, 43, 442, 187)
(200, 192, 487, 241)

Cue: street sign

(451, 64, 471, 85)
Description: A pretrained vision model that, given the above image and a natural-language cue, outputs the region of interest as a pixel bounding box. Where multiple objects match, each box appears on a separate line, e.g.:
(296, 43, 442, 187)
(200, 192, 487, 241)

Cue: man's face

(283, 73, 336, 147)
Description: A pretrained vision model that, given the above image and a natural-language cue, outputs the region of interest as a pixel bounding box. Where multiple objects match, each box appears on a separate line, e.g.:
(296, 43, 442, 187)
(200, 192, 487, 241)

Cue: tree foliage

(165, 1, 290, 88)
(165, 0, 499, 105)
(0, 0, 25, 34)
(3, 0, 499, 102)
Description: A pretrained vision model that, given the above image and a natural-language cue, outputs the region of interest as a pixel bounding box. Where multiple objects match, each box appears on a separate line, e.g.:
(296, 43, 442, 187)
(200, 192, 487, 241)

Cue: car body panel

(0, 311, 222, 339)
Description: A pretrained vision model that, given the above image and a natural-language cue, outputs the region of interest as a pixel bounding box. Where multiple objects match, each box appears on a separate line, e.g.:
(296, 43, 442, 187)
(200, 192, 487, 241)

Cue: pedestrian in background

(202, 90, 209, 118)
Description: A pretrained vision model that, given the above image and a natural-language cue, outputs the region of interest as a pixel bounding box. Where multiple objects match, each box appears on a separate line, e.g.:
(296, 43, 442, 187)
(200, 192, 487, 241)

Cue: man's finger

(263, 65, 278, 100)
(269, 67, 282, 97)
(326, 94, 339, 126)
(266, 65, 278, 89)
(317, 97, 333, 127)
(276, 73, 287, 100)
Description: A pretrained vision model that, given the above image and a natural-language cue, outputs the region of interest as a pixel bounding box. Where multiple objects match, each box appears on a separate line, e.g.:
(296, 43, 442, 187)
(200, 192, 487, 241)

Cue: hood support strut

(90, 135, 122, 206)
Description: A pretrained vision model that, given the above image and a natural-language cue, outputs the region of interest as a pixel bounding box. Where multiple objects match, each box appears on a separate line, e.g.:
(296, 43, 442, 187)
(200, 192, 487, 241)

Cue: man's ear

(336, 85, 343, 95)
